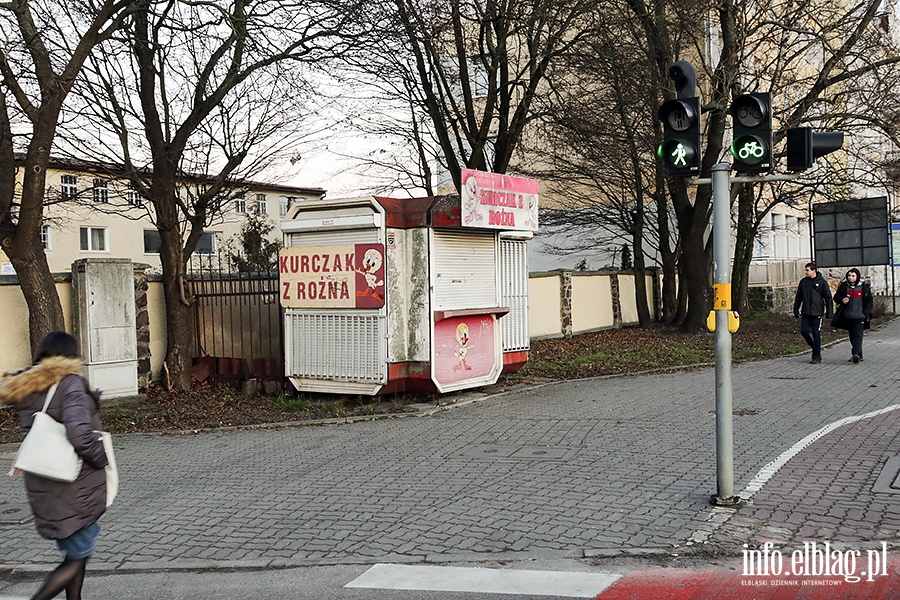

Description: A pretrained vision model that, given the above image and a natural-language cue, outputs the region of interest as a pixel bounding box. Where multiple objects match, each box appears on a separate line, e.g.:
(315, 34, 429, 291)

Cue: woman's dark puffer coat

(1, 357, 107, 540)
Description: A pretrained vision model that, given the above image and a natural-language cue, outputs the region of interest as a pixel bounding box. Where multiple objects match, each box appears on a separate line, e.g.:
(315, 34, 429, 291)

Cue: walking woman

(2, 331, 108, 600)
(831, 268, 874, 363)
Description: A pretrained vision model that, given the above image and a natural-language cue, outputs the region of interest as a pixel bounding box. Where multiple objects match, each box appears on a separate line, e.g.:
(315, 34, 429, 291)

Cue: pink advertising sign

(433, 315, 498, 386)
(460, 168, 539, 231)
(279, 243, 385, 309)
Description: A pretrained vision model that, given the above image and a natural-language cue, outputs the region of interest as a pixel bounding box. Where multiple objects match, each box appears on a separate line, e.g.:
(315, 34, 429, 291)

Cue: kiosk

(279, 169, 538, 395)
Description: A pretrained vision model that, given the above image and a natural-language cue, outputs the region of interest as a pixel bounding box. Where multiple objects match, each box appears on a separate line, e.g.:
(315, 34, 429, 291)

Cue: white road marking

(345, 563, 621, 597)
(690, 402, 900, 544)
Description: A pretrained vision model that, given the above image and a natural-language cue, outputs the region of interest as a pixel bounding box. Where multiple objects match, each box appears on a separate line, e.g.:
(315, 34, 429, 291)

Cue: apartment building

(2, 159, 325, 274)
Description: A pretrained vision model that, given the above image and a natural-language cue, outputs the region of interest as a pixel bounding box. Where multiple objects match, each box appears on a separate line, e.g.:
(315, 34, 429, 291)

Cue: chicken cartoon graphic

(524, 193, 538, 229)
(356, 248, 384, 301)
(462, 175, 483, 224)
(452, 322, 473, 372)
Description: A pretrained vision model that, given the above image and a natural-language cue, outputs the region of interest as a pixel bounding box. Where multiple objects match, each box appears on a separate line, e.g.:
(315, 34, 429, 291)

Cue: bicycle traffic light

(786, 127, 844, 172)
(730, 92, 772, 173)
(657, 96, 701, 176)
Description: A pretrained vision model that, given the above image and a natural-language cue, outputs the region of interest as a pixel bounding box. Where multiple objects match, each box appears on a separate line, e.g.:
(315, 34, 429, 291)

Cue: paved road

(0, 318, 898, 597)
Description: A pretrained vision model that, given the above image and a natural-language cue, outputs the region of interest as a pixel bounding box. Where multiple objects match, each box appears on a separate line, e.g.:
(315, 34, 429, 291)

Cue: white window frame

(235, 195, 247, 213)
(40, 225, 51, 250)
(470, 55, 490, 98)
(126, 184, 142, 206)
(93, 179, 109, 203)
(80, 227, 108, 252)
(60, 175, 78, 200)
(256, 193, 267, 214)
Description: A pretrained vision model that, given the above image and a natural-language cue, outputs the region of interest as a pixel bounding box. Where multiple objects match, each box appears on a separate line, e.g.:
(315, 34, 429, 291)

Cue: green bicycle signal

(731, 135, 768, 166)
(729, 93, 772, 173)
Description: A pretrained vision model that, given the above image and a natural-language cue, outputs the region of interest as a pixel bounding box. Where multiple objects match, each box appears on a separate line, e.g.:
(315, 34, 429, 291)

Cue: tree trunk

(631, 224, 652, 327)
(158, 227, 194, 391)
(674, 272, 688, 326)
(732, 184, 756, 314)
(6, 238, 65, 354)
(678, 229, 711, 332)
(5, 133, 66, 355)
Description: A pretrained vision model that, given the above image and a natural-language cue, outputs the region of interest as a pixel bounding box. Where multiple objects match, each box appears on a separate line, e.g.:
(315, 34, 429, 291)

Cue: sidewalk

(1, 319, 898, 576)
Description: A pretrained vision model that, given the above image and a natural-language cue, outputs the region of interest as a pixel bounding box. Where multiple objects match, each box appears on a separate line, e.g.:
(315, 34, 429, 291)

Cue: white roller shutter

(432, 230, 497, 310)
(286, 228, 380, 247)
(500, 238, 529, 352)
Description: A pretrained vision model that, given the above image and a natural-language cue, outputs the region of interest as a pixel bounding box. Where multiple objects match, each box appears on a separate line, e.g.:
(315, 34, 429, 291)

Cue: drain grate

(0, 503, 32, 525)
(460, 445, 578, 461)
(872, 456, 900, 494)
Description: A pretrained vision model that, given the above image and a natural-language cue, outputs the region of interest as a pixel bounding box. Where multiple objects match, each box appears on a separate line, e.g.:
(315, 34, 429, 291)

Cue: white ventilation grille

(286, 311, 385, 383)
(500, 239, 529, 351)
(432, 230, 497, 310)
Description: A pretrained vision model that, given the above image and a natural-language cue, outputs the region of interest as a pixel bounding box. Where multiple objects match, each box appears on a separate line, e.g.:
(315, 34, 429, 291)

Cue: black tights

(31, 556, 88, 600)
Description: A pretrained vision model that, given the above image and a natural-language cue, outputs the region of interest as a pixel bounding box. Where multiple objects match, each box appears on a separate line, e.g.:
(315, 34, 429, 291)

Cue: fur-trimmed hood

(0, 356, 84, 406)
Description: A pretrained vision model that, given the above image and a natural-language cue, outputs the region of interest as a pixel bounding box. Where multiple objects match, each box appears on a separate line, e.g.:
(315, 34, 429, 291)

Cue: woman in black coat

(831, 268, 874, 363)
(1, 332, 108, 600)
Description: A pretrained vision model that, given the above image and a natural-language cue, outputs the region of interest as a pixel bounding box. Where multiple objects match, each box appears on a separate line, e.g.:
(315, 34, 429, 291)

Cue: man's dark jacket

(793, 274, 833, 318)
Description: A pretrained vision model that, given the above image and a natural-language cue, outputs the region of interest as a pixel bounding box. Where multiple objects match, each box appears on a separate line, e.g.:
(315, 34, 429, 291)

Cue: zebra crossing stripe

(345, 563, 622, 597)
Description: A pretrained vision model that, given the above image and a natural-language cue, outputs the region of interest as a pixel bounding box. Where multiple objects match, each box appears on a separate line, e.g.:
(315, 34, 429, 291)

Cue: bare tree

(532, 0, 900, 329)
(0, 0, 134, 353)
(345, 0, 600, 193)
(520, 2, 691, 326)
(66, 0, 365, 390)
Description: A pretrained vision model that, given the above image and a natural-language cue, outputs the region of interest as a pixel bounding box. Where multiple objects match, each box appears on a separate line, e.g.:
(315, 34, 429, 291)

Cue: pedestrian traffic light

(657, 96, 701, 176)
(730, 92, 772, 173)
(786, 127, 845, 172)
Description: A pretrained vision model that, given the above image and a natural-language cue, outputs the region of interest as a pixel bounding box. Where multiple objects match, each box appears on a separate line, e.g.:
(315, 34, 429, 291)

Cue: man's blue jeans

(800, 315, 823, 357)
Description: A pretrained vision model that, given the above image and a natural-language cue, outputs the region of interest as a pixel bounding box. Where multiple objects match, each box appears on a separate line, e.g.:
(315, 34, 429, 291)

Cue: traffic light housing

(786, 127, 844, 172)
(730, 92, 772, 173)
(657, 96, 701, 176)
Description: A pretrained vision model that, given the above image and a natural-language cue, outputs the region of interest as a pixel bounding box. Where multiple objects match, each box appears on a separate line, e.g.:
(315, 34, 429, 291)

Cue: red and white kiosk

(279, 169, 538, 395)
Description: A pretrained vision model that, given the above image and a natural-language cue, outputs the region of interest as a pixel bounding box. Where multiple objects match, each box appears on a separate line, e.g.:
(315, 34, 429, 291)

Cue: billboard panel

(812, 197, 889, 267)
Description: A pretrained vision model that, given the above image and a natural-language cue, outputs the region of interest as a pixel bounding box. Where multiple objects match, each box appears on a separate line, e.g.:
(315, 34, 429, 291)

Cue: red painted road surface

(596, 558, 900, 599)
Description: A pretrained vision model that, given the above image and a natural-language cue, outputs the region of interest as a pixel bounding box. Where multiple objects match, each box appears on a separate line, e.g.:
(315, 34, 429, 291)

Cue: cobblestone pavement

(1, 320, 898, 573)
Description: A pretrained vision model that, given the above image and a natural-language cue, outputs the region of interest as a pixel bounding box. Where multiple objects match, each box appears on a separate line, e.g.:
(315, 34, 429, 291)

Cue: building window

(144, 230, 215, 255)
(235, 195, 246, 213)
(256, 193, 267, 214)
(80, 227, 107, 252)
(126, 185, 142, 206)
(40, 225, 51, 250)
(60, 175, 77, 200)
(470, 56, 489, 97)
(143, 230, 162, 254)
(93, 179, 108, 203)
(195, 232, 216, 255)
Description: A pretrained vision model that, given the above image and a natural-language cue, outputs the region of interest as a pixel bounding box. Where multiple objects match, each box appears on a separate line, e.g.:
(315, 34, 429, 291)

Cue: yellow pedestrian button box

(707, 310, 741, 332)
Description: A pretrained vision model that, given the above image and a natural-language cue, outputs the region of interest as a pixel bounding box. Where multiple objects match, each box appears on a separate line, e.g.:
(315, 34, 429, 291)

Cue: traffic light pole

(711, 164, 738, 506)
(691, 164, 801, 507)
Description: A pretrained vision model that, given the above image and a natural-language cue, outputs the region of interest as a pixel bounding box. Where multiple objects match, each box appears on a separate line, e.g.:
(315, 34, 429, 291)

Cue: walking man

(793, 262, 833, 363)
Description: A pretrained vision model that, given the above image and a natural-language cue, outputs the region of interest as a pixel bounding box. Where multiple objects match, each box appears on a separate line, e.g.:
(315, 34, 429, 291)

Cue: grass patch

(516, 311, 874, 380)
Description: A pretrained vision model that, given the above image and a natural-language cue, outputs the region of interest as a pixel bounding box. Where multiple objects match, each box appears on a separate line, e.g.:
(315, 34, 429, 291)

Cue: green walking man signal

(658, 96, 701, 175)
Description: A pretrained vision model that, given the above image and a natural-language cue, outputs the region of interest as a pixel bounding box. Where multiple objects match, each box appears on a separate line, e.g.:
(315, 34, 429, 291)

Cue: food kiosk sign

(460, 168, 539, 231)
(279, 243, 385, 309)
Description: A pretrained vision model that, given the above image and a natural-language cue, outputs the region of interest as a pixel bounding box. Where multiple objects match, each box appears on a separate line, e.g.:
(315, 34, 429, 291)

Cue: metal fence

(186, 256, 283, 389)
